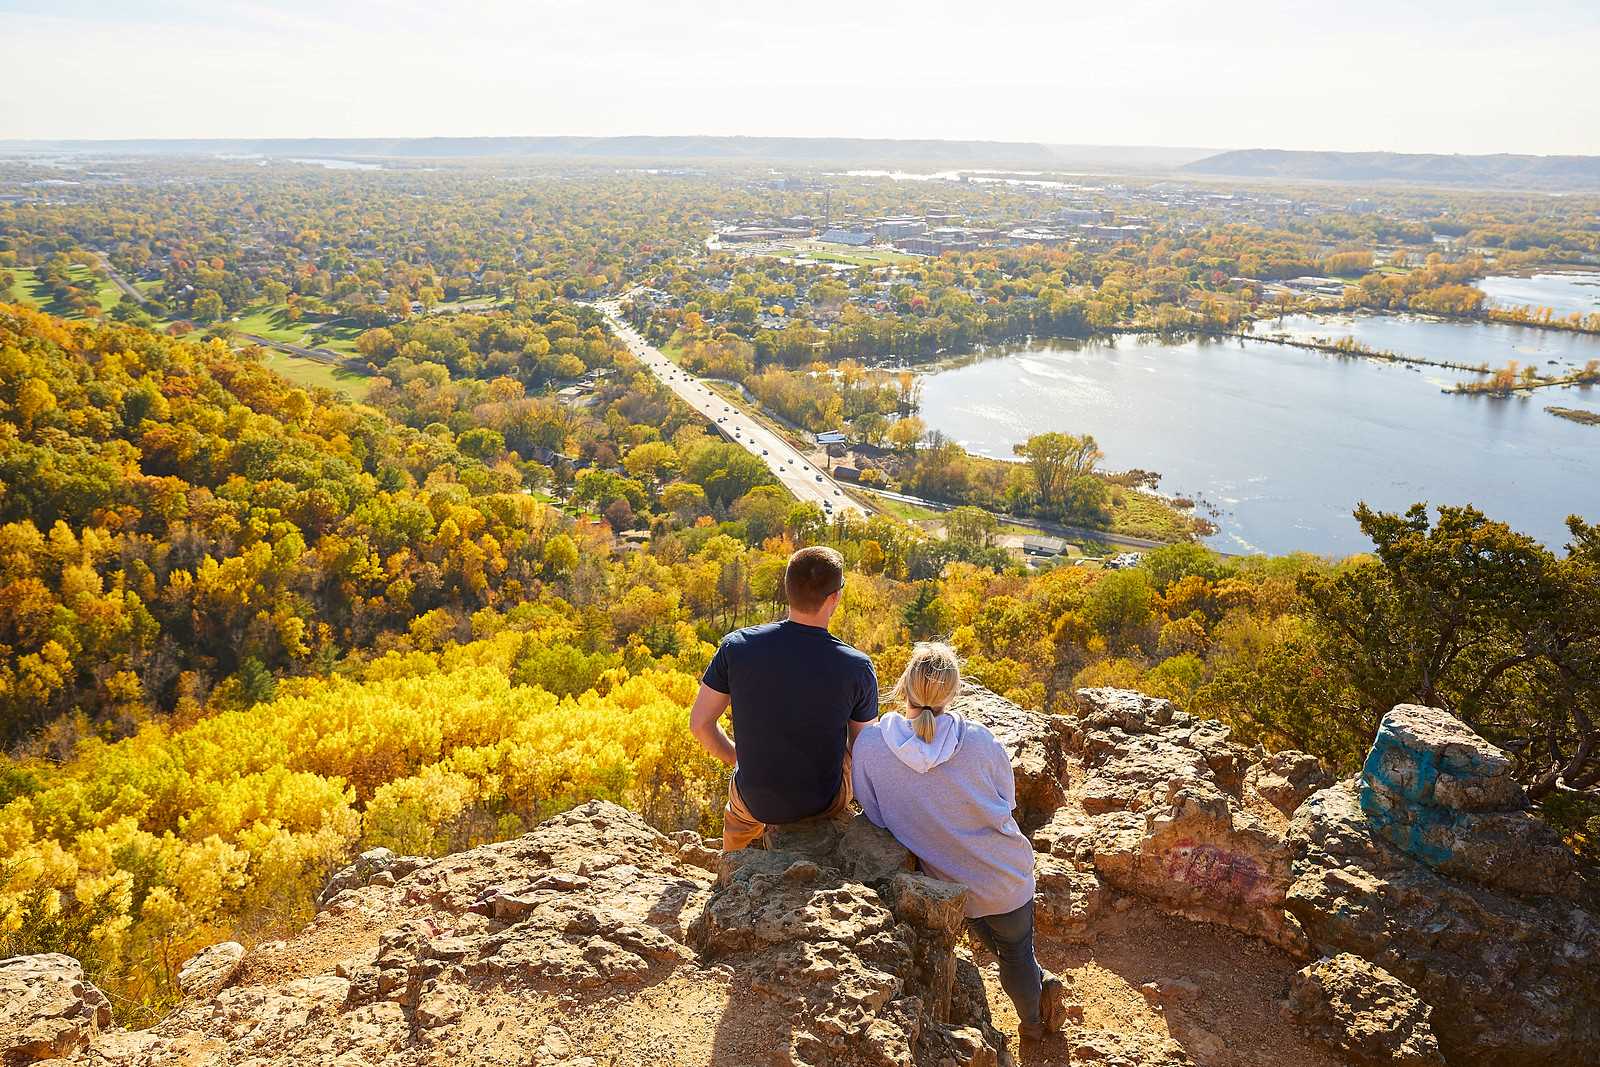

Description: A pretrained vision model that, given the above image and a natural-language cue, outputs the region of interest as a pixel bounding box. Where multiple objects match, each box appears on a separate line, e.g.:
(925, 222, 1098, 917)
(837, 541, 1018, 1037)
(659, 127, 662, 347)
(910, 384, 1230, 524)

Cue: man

(690, 545, 879, 853)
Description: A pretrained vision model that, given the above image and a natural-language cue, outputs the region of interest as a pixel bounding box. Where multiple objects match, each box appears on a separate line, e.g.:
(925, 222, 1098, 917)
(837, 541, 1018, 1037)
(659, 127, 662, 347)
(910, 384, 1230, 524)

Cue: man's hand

(689, 684, 736, 767)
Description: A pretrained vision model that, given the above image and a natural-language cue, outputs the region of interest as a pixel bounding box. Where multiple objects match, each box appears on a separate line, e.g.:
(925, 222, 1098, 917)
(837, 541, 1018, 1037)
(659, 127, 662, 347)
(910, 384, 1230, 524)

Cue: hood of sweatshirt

(880, 711, 963, 773)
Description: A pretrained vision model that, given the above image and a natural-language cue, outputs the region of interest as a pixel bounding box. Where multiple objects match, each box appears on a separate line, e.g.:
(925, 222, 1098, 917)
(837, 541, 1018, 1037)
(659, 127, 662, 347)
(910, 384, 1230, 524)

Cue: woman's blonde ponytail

(892, 642, 962, 742)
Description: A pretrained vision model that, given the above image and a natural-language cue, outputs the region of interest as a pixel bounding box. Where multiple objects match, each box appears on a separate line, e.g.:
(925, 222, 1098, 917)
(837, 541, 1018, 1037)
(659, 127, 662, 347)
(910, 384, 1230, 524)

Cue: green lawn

(256, 346, 375, 401)
(871, 495, 945, 523)
(229, 304, 365, 355)
(3, 264, 123, 314)
(782, 242, 917, 268)
(0, 275, 376, 401)
(1110, 490, 1202, 542)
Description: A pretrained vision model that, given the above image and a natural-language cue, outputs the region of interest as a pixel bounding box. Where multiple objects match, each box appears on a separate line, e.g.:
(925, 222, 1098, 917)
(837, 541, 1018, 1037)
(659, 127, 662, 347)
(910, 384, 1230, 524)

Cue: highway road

(94, 253, 151, 306)
(594, 302, 864, 518)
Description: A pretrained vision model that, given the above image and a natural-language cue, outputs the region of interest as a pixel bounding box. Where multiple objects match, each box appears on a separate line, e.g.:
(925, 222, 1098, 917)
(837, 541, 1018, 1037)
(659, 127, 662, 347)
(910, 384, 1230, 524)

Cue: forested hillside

(1, 302, 1596, 1021)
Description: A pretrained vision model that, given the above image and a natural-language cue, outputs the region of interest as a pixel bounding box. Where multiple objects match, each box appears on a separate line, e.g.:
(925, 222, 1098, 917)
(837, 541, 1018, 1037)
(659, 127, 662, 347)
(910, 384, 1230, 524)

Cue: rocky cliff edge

(3, 686, 1595, 1067)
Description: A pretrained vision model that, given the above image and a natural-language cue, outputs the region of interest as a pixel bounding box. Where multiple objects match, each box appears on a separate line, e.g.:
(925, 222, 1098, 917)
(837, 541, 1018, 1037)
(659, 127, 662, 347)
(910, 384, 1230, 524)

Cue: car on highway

(815, 474, 823, 482)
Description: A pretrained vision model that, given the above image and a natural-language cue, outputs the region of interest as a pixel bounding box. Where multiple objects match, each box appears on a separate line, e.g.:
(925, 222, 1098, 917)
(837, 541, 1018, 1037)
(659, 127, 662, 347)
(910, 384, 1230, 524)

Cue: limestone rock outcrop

(1034, 688, 1303, 952)
(12, 801, 1007, 1067)
(1357, 703, 1586, 898)
(692, 817, 1006, 1066)
(177, 941, 245, 1001)
(1247, 750, 1332, 816)
(1287, 705, 1599, 1066)
(316, 845, 429, 908)
(0, 953, 112, 1065)
(1287, 953, 1444, 1066)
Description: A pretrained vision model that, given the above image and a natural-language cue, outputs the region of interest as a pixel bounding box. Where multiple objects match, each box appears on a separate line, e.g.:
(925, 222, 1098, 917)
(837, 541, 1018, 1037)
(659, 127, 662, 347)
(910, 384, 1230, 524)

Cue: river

(915, 313, 1600, 557)
(1478, 270, 1600, 320)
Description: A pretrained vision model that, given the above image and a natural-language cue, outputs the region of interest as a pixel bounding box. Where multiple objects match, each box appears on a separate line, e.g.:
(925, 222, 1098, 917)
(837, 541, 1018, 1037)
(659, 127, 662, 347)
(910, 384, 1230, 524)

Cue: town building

(873, 217, 928, 241)
(819, 228, 874, 246)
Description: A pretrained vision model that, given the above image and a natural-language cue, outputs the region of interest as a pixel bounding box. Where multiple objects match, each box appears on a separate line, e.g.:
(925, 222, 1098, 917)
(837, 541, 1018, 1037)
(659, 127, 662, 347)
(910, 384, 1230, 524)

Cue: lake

(916, 320, 1600, 557)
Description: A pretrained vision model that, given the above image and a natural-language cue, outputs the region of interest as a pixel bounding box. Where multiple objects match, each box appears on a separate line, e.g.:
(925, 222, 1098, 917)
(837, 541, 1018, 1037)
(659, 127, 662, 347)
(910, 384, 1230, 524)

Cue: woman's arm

(990, 734, 1017, 813)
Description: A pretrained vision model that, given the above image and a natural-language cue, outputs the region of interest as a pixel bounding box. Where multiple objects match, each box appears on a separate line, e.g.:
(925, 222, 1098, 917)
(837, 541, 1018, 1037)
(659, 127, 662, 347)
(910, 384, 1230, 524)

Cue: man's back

(703, 619, 878, 824)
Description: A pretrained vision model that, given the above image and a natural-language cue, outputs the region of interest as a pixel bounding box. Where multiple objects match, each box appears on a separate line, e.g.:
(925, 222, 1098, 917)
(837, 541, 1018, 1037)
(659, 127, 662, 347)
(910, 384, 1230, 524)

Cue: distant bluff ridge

(1182, 148, 1600, 190)
(4, 686, 1596, 1067)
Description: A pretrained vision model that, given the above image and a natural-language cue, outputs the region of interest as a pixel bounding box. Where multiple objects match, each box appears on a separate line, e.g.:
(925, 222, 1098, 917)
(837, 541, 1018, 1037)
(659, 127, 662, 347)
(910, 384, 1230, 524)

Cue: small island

(1547, 405, 1600, 426)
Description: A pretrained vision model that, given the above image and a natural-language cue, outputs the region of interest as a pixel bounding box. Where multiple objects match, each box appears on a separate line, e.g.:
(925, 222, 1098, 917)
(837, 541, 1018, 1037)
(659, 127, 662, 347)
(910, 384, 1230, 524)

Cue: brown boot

(1039, 973, 1070, 1033)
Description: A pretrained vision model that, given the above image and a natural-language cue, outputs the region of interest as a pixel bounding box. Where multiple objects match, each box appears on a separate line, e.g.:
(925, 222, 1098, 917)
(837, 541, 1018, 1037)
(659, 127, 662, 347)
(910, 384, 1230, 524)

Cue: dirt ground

(974, 905, 1346, 1067)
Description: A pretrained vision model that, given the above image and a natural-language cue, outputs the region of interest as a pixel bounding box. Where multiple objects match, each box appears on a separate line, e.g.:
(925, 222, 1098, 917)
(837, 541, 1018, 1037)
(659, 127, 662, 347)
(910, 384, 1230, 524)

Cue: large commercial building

(818, 228, 874, 246)
(873, 217, 928, 241)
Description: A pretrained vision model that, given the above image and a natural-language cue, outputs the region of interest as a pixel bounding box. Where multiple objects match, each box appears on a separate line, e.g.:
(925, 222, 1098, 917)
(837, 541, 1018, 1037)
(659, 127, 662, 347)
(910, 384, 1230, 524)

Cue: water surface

(1258, 311, 1600, 371)
(917, 328, 1600, 556)
(1478, 271, 1600, 320)
(289, 157, 380, 171)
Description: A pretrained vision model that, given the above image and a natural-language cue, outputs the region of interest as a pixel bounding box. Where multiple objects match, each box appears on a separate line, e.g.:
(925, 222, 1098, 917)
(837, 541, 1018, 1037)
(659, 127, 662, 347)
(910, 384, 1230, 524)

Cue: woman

(851, 642, 1068, 1042)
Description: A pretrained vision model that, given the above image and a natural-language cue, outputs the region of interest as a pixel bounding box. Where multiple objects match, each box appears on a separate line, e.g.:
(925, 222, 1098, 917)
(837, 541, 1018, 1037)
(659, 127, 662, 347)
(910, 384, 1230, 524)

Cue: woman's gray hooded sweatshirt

(851, 711, 1036, 918)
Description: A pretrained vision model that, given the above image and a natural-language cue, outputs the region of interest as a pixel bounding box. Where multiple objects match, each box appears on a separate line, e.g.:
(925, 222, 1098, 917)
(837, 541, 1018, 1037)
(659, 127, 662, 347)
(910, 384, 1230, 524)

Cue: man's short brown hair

(785, 546, 845, 613)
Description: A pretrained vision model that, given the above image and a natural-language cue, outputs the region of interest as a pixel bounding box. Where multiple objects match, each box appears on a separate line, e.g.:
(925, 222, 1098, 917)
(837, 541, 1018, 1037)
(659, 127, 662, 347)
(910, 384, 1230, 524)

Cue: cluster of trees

(2, 253, 115, 319)
(863, 430, 1202, 541)
(0, 627, 722, 1013)
(355, 303, 616, 388)
(1484, 304, 1600, 335)
(744, 362, 917, 437)
(1452, 358, 1600, 395)
(939, 506, 1600, 846)
(0, 304, 609, 747)
(1340, 254, 1488, 316)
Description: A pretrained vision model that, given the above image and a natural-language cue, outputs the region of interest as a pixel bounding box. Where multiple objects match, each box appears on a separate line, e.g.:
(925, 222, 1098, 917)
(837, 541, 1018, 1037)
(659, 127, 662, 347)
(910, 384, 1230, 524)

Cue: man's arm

(689, 683, 736, 767)
(848, 718, 871, 751)
(847, 661, 880, 752)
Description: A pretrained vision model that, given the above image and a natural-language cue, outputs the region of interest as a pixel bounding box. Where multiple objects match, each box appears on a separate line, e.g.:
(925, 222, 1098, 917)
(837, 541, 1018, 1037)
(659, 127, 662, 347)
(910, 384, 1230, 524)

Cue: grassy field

(255, 347, 374, 401)
(3, 264, 124, 314)
(229, 304, 365, 355)
(870, 495, 944, 523)
(870, 494, 1089, 554)
(1110, 490, 1205, 542)
(230, 305, 373, 398)
(783, 241, 918, 268)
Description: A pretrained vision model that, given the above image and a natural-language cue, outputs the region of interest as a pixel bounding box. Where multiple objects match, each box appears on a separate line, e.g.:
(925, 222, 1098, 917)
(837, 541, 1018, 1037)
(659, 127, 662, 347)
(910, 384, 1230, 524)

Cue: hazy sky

(3, 0, 1598, 154)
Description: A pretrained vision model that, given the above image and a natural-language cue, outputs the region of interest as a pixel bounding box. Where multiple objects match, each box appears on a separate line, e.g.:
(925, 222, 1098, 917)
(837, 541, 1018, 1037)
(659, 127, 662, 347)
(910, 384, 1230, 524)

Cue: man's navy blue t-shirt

(702, 619, 878, 825)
